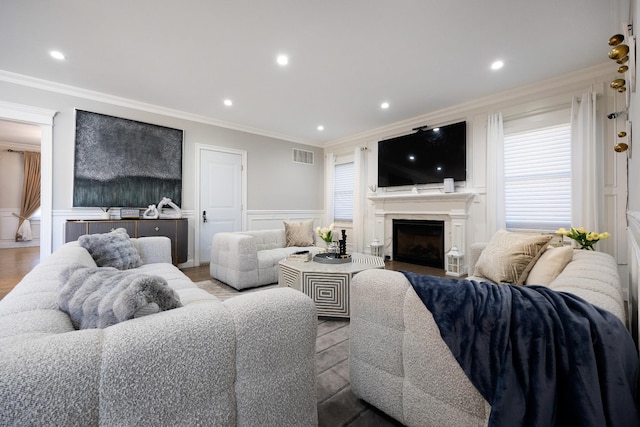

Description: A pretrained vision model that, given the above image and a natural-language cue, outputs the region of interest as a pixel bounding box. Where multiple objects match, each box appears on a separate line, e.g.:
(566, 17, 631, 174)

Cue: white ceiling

(0, 120, 41, 147)
(0, 1, 621, 146)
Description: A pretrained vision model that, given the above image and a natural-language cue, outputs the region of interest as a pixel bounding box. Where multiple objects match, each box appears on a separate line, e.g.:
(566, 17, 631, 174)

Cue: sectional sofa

(210, 228, 323, 290)
(350, 234, 629, 426)
(0, 234, 318, 426)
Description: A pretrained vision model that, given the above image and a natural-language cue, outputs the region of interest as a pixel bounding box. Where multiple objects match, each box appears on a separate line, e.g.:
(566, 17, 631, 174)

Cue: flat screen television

(377, 121, 466, 188)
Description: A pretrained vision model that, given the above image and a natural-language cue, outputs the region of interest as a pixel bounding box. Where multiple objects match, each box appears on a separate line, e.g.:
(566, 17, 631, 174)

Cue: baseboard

(0, 239, 40, 249)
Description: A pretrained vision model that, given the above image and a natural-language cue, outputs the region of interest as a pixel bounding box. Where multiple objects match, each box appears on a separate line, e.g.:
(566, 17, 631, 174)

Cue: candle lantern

(370, 238, 384, 258)
(445, 246, 464, 277)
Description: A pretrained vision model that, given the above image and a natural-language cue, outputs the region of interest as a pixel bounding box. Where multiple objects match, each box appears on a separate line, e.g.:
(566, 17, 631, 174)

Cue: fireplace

(369, 192, 475, 273)
(393, 219, 444, 268)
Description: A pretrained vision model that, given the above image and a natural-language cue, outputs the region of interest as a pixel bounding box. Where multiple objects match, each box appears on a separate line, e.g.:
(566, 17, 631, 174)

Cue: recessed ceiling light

(224, 99, 233, 107)
(380, 102, 390, 109)
(50, 50, 65, 60)
(317, 125, 324, 131)
(491, 60, 504, 70)
(433, 127, 440, 132)
(277, 54, 289, 66)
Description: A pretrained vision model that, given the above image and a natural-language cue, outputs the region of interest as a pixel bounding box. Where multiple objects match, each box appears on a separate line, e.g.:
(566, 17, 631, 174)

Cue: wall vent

(293, 148, 314, 165)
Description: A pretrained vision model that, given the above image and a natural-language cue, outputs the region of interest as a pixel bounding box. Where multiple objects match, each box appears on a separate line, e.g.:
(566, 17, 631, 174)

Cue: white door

(199, 147, 244, 264)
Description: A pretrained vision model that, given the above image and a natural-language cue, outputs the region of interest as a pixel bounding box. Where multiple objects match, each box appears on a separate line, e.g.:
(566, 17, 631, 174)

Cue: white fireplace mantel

(368, 191, 475, 205)
(368, 191, 476, 271)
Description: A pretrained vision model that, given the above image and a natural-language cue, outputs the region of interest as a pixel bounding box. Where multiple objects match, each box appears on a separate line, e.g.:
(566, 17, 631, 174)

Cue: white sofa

(0, 236, 318, 427)
(350, 243, 626, 426)
(210, 229, 324, 290)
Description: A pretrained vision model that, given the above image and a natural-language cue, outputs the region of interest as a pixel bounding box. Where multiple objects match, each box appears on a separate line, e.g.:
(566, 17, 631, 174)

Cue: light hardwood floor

(0, 246, 40, 300)
(0, 247, 447, 300)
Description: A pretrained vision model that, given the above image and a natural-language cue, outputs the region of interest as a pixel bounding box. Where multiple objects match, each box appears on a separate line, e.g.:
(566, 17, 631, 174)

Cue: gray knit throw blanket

(59, 264, 183, 329)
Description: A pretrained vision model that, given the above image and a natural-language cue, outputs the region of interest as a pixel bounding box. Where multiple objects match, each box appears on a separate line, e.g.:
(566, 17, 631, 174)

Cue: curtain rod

(502, 93, 601, 122)
(6, 149, 24, 154)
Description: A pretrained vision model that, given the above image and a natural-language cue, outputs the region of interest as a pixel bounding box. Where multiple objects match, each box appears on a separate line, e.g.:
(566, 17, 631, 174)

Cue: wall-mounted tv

(377, 121, 466, 188)
(73, 110, 183, 208)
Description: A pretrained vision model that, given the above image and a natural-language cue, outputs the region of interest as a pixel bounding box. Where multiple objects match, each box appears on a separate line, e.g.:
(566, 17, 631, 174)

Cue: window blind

(504, 123, 571, 231)
(333, 162, 354, 221)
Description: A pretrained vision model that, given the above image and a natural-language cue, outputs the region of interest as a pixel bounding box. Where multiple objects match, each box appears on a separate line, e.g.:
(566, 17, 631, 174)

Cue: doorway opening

(0, 120, 41, 252)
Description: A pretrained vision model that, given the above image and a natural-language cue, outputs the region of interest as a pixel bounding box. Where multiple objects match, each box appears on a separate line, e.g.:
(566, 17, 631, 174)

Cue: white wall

(0, 78, 324, 263)
(326, 63, 627, 288)
(0, 144, 22, 207)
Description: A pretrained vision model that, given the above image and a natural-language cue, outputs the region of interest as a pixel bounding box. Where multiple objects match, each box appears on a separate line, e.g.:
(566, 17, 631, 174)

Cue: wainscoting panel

(0, 209, 40, 248)
(605, 191, 630, 298)
(627, 211, 640, 349)
(246, 210, 324, 231)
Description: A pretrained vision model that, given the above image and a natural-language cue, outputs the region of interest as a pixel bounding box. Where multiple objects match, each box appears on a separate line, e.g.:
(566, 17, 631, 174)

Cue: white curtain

(570, 91, 601, 232)
(486, 113, 505, 236)
(352, 146, 366, 253)
(324, 153, 335, 226)
(16, 218, 33, 241)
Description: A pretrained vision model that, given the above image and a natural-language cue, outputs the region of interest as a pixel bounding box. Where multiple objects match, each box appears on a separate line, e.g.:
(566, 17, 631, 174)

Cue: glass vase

(327, 241, 339, 257)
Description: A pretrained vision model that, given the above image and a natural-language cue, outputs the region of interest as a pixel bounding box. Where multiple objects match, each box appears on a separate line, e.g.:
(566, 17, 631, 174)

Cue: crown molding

(0, 70, 319, 146)
(323, 62, 615, 149)
(0, 63, 614, 150)
(0, 100, 57, 125)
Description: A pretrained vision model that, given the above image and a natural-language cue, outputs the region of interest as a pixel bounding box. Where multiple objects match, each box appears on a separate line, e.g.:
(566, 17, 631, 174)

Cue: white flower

(316, 223, 335, 242)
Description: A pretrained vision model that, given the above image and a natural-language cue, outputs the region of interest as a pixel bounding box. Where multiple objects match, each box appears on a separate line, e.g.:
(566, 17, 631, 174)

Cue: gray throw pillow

(58, 264, 183, 329)
(78, 228, 143, 270)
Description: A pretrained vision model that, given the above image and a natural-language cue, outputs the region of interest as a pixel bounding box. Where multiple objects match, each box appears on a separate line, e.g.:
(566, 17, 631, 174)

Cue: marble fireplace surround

(369, 191, 476, 271)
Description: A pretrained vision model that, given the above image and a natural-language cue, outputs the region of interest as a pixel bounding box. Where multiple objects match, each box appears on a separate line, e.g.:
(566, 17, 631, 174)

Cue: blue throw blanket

(402, 271, 640, 427)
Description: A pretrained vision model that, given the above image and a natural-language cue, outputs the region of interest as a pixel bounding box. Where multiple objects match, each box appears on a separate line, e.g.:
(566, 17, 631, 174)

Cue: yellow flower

(560, 225, 611, 250)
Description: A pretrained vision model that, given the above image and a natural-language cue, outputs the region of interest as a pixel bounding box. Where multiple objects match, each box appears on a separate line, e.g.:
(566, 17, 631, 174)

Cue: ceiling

(0, 120, 41, 148)
(0, 1, 621, 146)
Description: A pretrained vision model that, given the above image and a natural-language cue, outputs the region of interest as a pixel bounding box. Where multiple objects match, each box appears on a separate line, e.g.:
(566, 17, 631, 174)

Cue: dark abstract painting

(73, 110, 183, 208)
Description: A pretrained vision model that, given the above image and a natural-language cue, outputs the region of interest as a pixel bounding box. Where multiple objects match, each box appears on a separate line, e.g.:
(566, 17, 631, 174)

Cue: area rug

(194, 278, 277, 301)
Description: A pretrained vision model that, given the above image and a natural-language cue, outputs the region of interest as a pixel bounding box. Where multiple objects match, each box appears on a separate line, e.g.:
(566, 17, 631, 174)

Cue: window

(503, 121, 571, 231)
(333, 162, 354, 221)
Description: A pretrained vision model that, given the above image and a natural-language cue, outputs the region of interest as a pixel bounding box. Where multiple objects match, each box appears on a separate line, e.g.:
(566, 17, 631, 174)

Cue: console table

(65, 219, 188, 265)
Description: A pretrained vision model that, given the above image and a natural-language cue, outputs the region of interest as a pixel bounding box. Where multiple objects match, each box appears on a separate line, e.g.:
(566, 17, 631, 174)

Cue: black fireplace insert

(393, 219, 444, 268)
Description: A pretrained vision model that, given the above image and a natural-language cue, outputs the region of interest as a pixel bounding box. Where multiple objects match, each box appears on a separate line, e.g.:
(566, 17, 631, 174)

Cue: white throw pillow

(525, 245, 574, 286)
(473, 229, 553, 285)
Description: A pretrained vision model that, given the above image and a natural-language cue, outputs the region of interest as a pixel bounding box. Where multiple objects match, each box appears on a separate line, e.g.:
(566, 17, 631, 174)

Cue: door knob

(203, 210, 207, 223)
